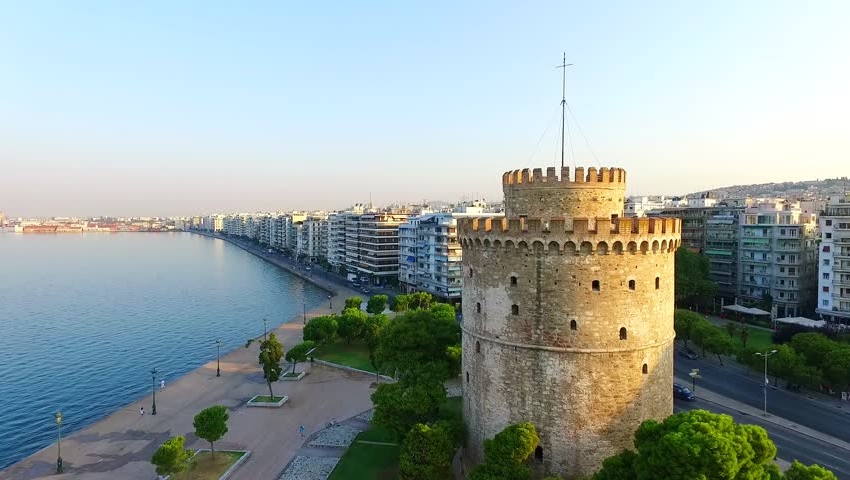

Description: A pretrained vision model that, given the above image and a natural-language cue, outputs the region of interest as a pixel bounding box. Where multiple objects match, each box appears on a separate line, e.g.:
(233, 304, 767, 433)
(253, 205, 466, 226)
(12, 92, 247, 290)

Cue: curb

(312, 359, 395, 382)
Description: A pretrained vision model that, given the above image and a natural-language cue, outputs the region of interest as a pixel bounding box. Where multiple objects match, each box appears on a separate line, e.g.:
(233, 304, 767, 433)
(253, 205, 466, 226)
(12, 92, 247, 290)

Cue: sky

(2, 1, 849, 218)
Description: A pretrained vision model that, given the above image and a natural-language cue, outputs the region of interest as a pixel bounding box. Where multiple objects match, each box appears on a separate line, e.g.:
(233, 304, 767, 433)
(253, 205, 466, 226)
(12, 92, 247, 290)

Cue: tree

(791, 333, 840, 371)
(408, 292, 434, 310)
(785, 460, 839, 480)
(337, 308, 368, 344)
(725, 322, 739, 339)
(376, 309, 461, 381)
(430, 303, 457, 322)
(766, 344, 803, 385)
(344, 296, 363, 310)
(674, 309, 707, 349)
(702, 328, 736, 366)
(363, 314, 390, 376)
(193, 406, 229, 456)
(151, 435, 192, 476)
(392, 294, 411, 312)
(303, 315, 338, 345)
(399, 422, 456, 480)
(469, 422, 540, 480)
(285, 340, 315, 374)
(740, 324, 751, 349)
(371, 371, 447, 440)
(367, 294, 389, 314)
(446, 345, 462, 378)
(674, 248, 717, 306)
(593, 450, 638, 480)
(258, 333, 284, 399)
(822, 347, 850, 389)
(595, 409, 781, 480)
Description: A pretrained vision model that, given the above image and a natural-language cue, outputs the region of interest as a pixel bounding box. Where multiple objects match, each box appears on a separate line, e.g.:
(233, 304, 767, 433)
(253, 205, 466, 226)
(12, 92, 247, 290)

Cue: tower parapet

(502, 166, 627, 219)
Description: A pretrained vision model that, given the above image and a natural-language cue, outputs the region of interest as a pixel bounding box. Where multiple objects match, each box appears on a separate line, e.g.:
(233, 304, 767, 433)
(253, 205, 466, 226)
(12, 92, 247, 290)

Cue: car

(678, 348, 699, 360)
(673, 383, 695, 401)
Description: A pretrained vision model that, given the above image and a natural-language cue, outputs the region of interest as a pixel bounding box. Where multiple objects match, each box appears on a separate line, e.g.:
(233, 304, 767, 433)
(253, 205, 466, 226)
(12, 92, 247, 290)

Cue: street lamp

(303, 301, 307, 324)
(263, 318, 268, 340)
(754, 349, 778, 416)
(55, 411, 63, 473)
(216, 339, 222, 377)
(151, 368, 157, 415)
(328, 295, 332, 309)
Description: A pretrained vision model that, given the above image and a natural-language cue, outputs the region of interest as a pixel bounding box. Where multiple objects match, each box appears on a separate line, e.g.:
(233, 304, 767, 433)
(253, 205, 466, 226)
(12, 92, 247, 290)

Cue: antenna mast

(556, 53, 573, 169)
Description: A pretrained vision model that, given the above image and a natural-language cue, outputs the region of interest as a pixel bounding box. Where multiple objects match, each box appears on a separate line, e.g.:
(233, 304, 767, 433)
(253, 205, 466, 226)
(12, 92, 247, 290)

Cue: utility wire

(566, 102, 601, 167)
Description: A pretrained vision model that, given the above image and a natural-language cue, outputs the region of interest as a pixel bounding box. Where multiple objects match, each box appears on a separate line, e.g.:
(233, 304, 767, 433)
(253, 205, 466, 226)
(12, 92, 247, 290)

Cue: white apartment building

(203, 214, 225, 232)
(737, 200, 819, 318)
(817, 194, 850, 324)
(328, 205, 366, 268)
(346, 211, 410, 285)
(399, 206, 501, 302)
(624, 196, 668, 217)
(296, 215, 329, 261)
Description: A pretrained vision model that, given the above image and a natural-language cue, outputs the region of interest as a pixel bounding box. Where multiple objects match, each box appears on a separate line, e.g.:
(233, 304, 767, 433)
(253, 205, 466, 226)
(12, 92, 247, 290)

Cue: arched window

(655, 277, 660, 290)
(475, 341, 481, 353)
(570, 320, 577, 331)
(628, 280, 636, 291)
(510, 276, 517, 286)
(620, 327, 628, 340)
(511, 304, 519, 315)
(642, 363, 648, 374)
(534, 446, 543, 463)
(592, 280, 601, 291)
(476, 302, 481, 313)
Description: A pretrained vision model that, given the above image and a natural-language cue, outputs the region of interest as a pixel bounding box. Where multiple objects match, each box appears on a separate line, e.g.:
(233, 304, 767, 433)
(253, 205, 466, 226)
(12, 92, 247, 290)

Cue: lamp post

(303, 301, 307, 324)
(151, 368, 157, 415)
(216, 339, 222, 377)
(754, 349, 778, 416)
(55, 411, 63, 473)
(328, 295, 332, 309)
(263, 318, 268, 341)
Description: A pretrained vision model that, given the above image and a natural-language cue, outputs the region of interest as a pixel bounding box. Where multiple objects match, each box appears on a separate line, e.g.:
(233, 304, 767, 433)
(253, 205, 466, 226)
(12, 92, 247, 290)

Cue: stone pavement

(0, 308, 374, 480)
(675, 374, 850, 452)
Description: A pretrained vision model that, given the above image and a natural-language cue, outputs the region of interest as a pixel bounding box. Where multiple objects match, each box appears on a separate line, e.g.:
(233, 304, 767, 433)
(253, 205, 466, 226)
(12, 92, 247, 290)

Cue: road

(675, 355, 850, 443)
(675, 398, 850, 479)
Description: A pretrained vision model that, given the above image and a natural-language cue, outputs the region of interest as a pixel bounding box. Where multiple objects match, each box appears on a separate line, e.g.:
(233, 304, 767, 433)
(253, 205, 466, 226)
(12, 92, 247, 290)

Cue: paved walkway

(1, 298, 373, 480)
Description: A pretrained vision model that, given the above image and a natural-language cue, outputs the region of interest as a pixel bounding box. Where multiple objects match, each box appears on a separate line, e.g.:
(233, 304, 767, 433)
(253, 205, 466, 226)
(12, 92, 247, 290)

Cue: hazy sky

(2, 1, 848, 217)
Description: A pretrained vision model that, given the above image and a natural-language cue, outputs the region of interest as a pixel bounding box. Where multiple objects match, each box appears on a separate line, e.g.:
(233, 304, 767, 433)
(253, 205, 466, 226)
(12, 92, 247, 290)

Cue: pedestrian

(140, 407, 145, 416)
(160, 379, 165, 390)
(299, 425, 306, 439)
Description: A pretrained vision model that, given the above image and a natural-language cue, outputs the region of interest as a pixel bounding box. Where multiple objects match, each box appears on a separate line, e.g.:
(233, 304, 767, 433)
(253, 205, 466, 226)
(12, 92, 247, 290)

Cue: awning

(775, 317, 826, 328)
(722, 304, 771, 316)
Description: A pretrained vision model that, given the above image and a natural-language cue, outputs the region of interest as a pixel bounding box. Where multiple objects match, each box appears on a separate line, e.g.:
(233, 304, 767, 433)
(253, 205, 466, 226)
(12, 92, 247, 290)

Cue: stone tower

(459, 166, 681, 479)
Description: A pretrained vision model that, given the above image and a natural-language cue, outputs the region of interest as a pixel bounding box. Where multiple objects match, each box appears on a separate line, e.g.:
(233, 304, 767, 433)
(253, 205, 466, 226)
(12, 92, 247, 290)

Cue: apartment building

(328, 205, 366, 268)
(649, 206, 714, 252)
(703, 206, 745, 303)
(346, 211, 411, 285)
(624, 196, 668, 217)
(737, 200, 818, 318)
(399, 206, 501, 303)
(296, 215, 329, 261)
(817, 194, 850, 324)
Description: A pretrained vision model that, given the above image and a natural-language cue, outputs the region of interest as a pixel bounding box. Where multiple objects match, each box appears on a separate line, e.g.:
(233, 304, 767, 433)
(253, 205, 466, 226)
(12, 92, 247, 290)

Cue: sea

(0, 232, 328, 470)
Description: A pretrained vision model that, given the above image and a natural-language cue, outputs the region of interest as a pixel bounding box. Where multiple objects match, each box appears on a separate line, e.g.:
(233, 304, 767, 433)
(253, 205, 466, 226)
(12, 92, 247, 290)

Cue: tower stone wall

(460, 167, 680, 479)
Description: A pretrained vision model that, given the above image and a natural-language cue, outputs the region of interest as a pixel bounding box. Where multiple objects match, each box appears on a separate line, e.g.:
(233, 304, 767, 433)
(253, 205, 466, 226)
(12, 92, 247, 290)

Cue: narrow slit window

(570, 320, 577, 331)
(620, 327, 628, 340)
(475, 341, 481, 353)
(655, 277, 660, 290)
(628, 280, 636, 291)
(642, 363, 648, 374)
(510, 276, 517, 285)
(592, 280, 600, 291)
(511, 304, 519, 315)
(476, 302, 481, 313)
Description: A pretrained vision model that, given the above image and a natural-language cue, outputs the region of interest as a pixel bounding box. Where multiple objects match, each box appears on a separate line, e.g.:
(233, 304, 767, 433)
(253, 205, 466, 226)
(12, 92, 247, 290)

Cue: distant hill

(686, 177, 849, 201)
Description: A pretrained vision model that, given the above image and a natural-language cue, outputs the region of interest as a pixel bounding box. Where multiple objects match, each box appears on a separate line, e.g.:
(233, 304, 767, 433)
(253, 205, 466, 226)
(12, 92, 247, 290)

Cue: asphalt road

(675, 355, 850, 443)
(675, 397, 850, 479)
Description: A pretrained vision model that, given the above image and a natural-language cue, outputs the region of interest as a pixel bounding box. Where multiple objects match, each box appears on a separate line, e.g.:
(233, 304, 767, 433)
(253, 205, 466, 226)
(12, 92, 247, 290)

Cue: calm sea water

(0, 232, 327, 469)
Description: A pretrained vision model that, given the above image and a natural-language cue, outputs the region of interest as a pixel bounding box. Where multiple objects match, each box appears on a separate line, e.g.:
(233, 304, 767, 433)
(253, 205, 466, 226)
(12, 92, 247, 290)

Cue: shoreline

(191, 230, 341, 297)
(0, 235, 370, 478)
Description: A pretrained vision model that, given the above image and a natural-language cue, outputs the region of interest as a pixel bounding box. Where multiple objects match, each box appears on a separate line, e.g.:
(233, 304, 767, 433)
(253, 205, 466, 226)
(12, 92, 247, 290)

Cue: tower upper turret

(502, 166, 626, 219)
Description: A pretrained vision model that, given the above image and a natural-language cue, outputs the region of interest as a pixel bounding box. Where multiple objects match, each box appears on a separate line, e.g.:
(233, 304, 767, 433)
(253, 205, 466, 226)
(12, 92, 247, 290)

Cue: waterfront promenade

(0, 242, 373, 480)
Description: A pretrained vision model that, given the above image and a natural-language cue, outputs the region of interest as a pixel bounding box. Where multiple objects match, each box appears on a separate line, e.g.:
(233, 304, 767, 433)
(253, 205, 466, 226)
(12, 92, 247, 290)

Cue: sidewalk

(674, 375, 850, 452)
(0, 305, 375, 480)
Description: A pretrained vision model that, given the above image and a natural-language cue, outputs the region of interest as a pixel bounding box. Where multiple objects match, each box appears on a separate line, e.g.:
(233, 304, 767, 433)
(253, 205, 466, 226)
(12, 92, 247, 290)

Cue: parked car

(678, 348, 699, 360)
(673, 383, 695, 401)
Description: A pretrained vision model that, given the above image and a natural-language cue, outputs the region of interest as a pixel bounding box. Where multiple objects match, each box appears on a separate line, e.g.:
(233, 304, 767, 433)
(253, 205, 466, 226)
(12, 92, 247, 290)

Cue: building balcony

(741, 257, 772, 264)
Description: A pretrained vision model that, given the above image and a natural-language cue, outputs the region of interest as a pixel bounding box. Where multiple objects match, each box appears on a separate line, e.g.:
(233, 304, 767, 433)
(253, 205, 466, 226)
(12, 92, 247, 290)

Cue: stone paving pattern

(277, 456, 340, 480)
(307, 425, 363, 448)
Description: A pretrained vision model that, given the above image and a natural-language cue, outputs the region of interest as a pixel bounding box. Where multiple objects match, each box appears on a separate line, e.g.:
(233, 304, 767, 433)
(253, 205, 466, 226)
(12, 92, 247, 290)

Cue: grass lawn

(328, 396, 462, 480)
(327, 425, 400, 480)
(171, 451, 244, 480)
(315, 340, 380, 373)
(250, 395, 285, 402)
(730, 327, 774, 351)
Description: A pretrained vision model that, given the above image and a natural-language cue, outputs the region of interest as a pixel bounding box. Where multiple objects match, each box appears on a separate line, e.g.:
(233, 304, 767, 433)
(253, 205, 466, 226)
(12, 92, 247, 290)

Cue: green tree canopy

(371, 371, 447, 440)
(259, 333, 284, 399)
(150, 435, 192, 476)
(790, 333, 837, 368)
(822, 347, 850, 387)
(674, 309, 709, 349)
(430, 303, 457, 322)
(399, 422, 456, 480)
(337, 308, 368, 344)
(367, 294, 389, 314)
(701, 328, 736, 366)
(303, 315, 338, 345)
(285, 340, 315, 374)
(392, 294, 411, 312)
(376, 309, 461, 380)
(344, 296, 363, 311)
(595, 409, 779, 480)
(363, 314, 391, 374)
(193, 405, 229, 455)
(469, 422, 540, 480)
(674, 248, 717, 306)
(408, 292, 434, 310)
(784, 460, 839, 480)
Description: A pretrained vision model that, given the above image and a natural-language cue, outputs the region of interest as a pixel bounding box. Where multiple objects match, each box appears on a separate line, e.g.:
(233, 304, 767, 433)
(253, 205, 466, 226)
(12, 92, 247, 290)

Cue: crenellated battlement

(458, 216, 679, 236)
(502, 166, 626, 188)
